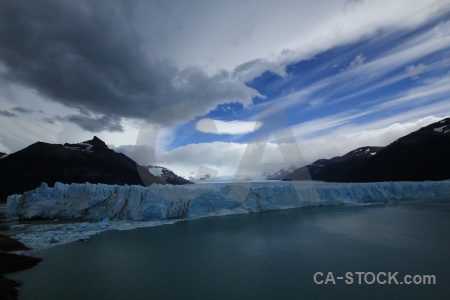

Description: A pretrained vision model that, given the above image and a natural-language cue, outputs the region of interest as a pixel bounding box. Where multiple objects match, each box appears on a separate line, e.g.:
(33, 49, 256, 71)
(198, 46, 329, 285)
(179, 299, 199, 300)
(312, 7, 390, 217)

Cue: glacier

(5, 180, 450, 252)
(7, 180, 450, 221)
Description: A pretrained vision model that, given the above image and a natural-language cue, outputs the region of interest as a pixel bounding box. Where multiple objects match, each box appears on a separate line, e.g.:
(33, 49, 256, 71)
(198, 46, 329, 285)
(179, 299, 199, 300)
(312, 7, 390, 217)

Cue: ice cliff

(6, 181, 450, 221)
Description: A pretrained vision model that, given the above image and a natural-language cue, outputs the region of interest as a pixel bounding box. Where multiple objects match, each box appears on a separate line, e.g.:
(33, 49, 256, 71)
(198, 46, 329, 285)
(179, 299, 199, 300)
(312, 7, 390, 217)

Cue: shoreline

(1, 205, 42, 300)
(0, 233, 42, 300)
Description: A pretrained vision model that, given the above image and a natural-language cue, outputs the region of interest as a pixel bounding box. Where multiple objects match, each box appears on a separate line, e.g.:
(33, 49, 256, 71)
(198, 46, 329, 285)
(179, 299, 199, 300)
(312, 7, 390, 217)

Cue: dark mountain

(0, 153, 6, 158)
(0, 136, 167, 203)
(146, 165, 193, 185)
(342, 118, 450, 182)
(284, 117, 450, 182)
(283, 146, 382, 181)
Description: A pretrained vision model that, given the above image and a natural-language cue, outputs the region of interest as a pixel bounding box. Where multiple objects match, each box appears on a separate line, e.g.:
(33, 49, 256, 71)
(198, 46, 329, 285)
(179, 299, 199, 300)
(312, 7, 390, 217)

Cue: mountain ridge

(283, 118, 450, 182)
(281, 146, 382, 181)
(0, 136, 191, 203)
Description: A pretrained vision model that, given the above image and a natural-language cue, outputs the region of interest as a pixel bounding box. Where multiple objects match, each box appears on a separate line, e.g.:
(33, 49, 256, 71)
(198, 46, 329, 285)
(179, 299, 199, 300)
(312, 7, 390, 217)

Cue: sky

(0, 0, 450, 178)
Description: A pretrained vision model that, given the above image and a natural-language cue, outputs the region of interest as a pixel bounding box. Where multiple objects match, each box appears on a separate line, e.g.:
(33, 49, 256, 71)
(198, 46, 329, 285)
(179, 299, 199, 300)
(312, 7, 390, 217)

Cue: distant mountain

(284, 117, 450, 182)
(265, 165, 298, 180)
(0, 136, 169, 202)
(283, 146, 382, 181)
(146, 165, 192, 185)
(188, 175, 256, 183)
(0, 152, 6, 159)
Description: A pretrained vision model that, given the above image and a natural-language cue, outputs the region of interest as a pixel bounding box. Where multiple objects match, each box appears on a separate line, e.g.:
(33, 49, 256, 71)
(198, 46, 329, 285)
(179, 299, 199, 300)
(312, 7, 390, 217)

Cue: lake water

(11, 199, 450, 299)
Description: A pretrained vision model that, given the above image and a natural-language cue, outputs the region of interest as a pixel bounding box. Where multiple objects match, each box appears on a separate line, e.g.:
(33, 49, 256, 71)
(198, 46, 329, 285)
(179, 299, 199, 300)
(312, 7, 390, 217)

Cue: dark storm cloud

(66, 114, 124, 132)
(12, 106, 33, 114)
(0, 0, 256, 131)
(42, 117, 55, 124)
(0, 110, 16, 117)
(41, 113, 122, 132)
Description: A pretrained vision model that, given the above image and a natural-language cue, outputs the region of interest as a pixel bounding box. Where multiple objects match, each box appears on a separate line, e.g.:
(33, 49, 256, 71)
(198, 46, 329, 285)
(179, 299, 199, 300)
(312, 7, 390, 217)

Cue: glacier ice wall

(6, 181, 450, 221)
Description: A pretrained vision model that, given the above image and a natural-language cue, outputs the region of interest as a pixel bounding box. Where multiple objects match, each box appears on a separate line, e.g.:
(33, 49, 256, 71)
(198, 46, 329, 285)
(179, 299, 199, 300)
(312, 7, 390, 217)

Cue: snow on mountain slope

(148, 167, 163, 177)
(63, 136, 108, 152)
(7, 181, 450, 221)
(63, 142, 93, 152)
(146, 165, 192, 185)
(433, 125, 450, 134)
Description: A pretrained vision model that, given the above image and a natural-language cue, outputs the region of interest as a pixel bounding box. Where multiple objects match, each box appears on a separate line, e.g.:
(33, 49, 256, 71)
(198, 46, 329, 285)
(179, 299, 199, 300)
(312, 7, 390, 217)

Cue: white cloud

(154, 114, 449, 178)
(343, 0, 364, 13)
(195, 118, 263, 135)
(282, 110, 372, 140)
(158, 142, 246, 177)
(406, 63, 427, 79)
(259, 0, 448, 76)
(156, 141, 307, 178)
(348, 53, 366, 69)
(309, 99, 324, 106)
(286, 95, 450, 147)
(372, 75, 450, 111)
(112, 0, 450, 83)
(273, 20, 450, 113)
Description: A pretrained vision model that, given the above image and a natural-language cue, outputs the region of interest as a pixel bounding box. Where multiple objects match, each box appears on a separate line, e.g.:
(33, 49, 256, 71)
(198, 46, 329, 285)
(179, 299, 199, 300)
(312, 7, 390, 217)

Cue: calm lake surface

(11, 199, 450, 300)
